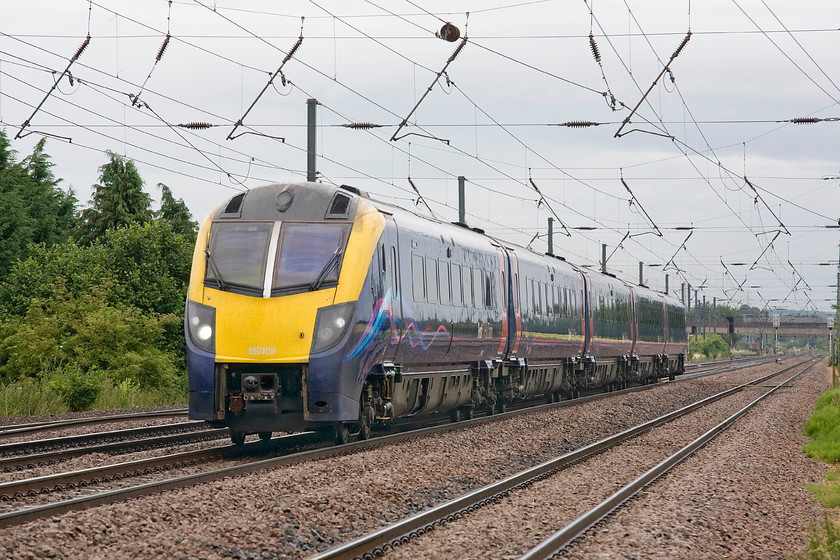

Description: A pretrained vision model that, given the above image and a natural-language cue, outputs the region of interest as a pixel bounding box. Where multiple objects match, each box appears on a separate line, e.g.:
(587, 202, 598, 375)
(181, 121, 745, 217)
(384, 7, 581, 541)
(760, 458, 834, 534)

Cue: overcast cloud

(1, 0, 839, 313)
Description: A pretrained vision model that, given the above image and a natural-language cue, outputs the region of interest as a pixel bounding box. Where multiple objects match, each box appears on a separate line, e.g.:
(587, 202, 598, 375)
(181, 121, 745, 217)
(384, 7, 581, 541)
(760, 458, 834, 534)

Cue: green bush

(48, 364, 103, 412)
(687, 333, 731, 360)
(0, 289, 181, 388)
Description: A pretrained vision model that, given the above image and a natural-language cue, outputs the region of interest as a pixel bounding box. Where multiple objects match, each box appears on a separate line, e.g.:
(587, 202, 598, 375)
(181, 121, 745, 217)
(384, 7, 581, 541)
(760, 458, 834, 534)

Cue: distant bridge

(686, 316, 833, 351)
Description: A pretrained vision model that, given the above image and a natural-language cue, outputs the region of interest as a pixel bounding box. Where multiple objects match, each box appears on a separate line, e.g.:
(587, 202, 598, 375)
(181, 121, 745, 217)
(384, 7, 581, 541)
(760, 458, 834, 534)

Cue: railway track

(0, 408, 187, 439)
(0, 356, 799, 530)
(306, 358, 814, 560)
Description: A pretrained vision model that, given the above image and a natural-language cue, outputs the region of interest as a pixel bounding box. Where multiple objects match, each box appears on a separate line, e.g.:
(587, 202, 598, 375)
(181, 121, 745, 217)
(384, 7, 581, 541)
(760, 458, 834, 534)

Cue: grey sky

(1, 0, 839, 313)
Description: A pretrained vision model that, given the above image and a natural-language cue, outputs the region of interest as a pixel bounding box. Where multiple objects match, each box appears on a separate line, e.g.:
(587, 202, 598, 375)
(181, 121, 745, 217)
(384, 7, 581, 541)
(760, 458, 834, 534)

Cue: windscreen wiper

(310, 232, 345, 292)
(205, 248, 228, 291)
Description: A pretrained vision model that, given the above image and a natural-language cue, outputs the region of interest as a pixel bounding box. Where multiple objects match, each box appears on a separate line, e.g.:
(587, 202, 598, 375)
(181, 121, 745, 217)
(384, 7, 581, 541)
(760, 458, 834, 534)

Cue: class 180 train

(185, 182, 687, 444)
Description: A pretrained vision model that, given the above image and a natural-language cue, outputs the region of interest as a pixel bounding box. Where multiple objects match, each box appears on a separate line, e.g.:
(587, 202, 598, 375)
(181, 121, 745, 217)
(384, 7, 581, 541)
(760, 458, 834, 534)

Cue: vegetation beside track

(0, 132, 192, 414)
(799, 377, 840, 559)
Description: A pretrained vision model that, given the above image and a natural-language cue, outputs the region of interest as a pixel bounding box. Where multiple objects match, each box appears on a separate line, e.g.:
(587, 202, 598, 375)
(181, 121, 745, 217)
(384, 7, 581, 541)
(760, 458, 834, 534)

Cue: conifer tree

(155, 183, 197, 239)
(77, 151, 151, 244)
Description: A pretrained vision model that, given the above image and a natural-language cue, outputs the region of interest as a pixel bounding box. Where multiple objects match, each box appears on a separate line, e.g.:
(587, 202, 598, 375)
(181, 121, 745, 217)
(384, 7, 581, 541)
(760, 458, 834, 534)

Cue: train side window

(538, 282, 544, 315)
(439, 261, 451, 305)
(380, 245, 386, 275)
(545, 283, 551, 316)
(515, 273, 521, 312)
(463, 267, 473, 307)
(501, 271, 507, 308)
(390, 247, 399, 295)
(412, 254, 425, 301)
(525, 279, 530, 313)
(528, 279, 535, 313)
(473, 268, 483, 308)
(452, 264, 462, 306)
(484, 270, 492, 308)
(426, 257, 438, 302)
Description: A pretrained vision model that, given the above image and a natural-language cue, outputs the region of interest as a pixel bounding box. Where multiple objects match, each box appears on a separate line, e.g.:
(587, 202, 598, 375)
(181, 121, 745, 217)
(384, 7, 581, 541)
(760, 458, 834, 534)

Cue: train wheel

(358, 405, 373, 441)
(230, 431, 246, 446)
(334, 422, 350, 445)
(496, 400, 507, 414)
(462, 406, 474, 420)
(572, 386, 581, 399)
(449, 408, 461, 423)
(258, 431, 272, 441)
(546, 392, 556, 404)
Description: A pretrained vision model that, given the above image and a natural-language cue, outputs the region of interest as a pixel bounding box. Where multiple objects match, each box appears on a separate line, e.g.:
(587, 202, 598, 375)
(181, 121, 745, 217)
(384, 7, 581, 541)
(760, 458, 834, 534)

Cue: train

(185, 181, 687, 444)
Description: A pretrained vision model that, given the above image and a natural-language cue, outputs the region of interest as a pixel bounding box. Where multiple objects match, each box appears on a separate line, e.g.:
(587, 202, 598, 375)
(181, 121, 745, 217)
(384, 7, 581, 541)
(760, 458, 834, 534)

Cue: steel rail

(519, 360, 815, 560)
(306, 359, 809, 560)
(0, 408, 187, 439)
(0, 421, 207, 456)
(0, 431, 318, 500)
(0, 428, 229, 471)
(0, 356, 796, 529)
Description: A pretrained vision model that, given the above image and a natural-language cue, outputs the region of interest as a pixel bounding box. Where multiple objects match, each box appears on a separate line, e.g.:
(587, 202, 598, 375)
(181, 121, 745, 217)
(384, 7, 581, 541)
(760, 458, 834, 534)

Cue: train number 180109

(248, 346, 277, 356)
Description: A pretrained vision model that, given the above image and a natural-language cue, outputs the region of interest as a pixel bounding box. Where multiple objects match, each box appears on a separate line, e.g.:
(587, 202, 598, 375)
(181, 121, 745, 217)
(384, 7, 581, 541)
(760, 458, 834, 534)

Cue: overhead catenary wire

(130, 0, 173, 108)
(227, 17, 305, 141)
(390, 32, 469, 142)
(3, 3, 837, 308)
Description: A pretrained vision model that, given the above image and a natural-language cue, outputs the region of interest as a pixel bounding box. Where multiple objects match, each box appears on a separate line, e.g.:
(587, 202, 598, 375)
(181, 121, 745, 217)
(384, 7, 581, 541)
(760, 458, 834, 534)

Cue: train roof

(212, 182, 685, 309)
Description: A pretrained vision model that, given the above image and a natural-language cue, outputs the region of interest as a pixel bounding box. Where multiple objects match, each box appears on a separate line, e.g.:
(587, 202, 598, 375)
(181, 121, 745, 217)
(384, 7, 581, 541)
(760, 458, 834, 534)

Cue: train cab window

(206, 221, 273, 292)
(451, 264, 462, 306)
(380, 245, 386, 275)
(426, 257, 439, 302)
(272, 222, 350, 292)
(412, 254, 425, 301)
(439, 261, 451, 305)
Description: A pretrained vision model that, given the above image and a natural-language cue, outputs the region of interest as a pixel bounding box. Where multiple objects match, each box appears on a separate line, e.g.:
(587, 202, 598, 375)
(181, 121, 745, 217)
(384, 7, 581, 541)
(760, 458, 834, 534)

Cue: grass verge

(799, 385, 840, 558)
(0, 374, 186, 418)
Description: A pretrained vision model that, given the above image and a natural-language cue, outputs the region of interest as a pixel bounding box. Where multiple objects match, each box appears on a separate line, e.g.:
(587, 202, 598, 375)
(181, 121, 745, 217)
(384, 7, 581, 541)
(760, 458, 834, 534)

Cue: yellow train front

(185, 182, 386, 444)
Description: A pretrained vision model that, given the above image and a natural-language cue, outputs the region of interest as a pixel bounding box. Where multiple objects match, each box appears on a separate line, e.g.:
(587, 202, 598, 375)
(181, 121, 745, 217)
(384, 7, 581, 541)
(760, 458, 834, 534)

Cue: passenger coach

(186, 182, 686, 443)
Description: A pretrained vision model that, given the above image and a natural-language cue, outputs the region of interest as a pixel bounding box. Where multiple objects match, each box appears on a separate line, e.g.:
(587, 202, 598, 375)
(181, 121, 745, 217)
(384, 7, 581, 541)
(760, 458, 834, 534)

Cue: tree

(0, 288, 179, 388)
(20, 138, 78, 245)
(0, 221, 194, 376)
(0, 132, 78, 278)
(155, 183, 197, 240)
(77, 152, 151, 244)
(101, 220, 194, 316)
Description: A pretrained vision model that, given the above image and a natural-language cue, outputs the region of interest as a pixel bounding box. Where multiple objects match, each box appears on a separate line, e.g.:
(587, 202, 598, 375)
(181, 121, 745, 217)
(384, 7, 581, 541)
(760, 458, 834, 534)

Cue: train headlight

(186, 299, 216, 354)
(312, 302, 355, 354)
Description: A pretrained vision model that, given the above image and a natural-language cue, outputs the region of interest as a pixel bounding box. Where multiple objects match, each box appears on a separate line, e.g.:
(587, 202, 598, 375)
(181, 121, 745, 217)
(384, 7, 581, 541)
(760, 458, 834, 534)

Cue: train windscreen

(272, 222, 351, 291)
(205, 221, 273, 292)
